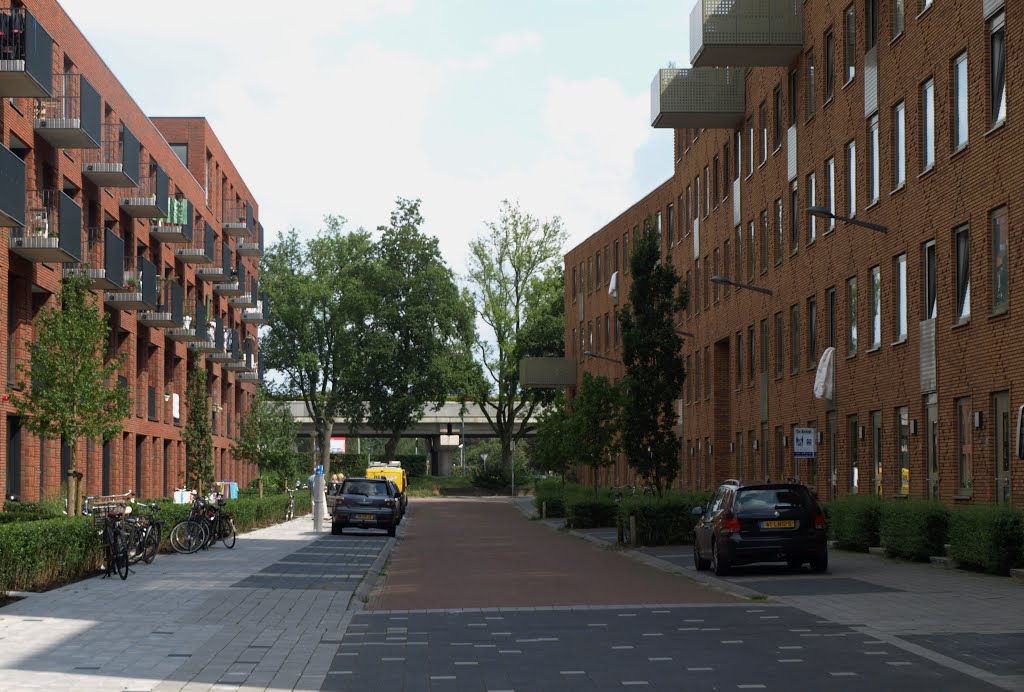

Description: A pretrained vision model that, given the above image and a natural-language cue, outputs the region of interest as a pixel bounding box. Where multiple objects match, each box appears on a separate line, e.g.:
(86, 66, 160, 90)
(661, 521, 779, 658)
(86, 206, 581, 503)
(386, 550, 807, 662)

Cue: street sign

(793, 427, 816, 458)
(315, 464, 324, 476)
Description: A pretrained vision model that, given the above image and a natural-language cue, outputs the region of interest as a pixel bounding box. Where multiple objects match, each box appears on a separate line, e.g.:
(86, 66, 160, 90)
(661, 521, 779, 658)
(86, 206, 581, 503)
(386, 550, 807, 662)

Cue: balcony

(175, 220, 215, 265)
(650, 67, 745, 129)
(196, 240, 231, 282)
(33, 73, 100, 149)
(150, 196, 192, 244)
(236, 239, 261, 257)
(222, 198, 252, 237)
(238, 367, 260, 383)
(9, 190, 82, 263)
(214, 262, 244, 296)
(119, 163, 168, 218)
(138, 278, 184, 329)
(64, 227, 124, 290)
(223, 334, 248, 371)
(241, 297, 267, 324)
(193, 313, 220, 353)
(0, 7, 52, 98)
(166, 297, 201, 342)
(104, 256, 157, 311)
(690, 0, 803, 68)
(0, 143, 25, 227)
(82, 123, 140, 188)
(207, 326, 237, 363)
(229, 292, 255, 309)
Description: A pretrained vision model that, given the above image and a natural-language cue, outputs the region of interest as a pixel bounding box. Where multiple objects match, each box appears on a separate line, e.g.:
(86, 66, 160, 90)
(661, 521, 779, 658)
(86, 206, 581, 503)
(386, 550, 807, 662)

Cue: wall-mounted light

(910, 419, 918, 436)
(974, 411, 984, 429)
(753, 439, 759, 451)
(709, 444, 713, 456)
(783, 435, 788, 448)
(858, 425, 865, 440)
(729, 442, 735, 452)
(817, 432, 824, 444)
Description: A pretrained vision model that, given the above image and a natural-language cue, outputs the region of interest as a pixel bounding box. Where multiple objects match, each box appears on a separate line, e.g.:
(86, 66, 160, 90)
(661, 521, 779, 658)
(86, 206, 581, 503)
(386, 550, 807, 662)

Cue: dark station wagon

(331, 477, 401, 537)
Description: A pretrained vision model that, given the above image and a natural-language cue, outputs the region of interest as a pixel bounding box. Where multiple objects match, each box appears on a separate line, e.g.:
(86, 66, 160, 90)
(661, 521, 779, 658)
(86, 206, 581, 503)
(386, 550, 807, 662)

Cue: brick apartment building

(565, 0, 1020, 506)
(0, 0, 265, 504)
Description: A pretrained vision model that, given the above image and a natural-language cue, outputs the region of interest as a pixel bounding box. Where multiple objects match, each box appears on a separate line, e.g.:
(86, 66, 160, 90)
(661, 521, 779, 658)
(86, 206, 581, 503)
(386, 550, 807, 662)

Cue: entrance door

(6, 416, 21, 500)
(995, 391, 1011, 503)
(926, 393, 939, 499)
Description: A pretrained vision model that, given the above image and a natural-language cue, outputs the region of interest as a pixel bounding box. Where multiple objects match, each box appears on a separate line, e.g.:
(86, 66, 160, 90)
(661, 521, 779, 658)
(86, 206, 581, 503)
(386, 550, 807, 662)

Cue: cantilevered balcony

(64, 227, 124, 290)
(651, 67, 745, 129)
(193, 312, 220, 353)
(223, 334, 248, 371)
(214, 262, 244, 296)
(236, 239, 261, 256)
(222, 198, 252, 237)
(196, 240, 231, 282)
(231, 278, 258, 309)
(119, 163, 168, 218)
(238, 361, 260, 383)
(176, 220, 215, 265)
(241, 295, 267, 324)
(150, 196, 192, 243)
(0, 7, 52, 98)
(167, 295, 202, 342)
(10, 190, 82, 263)
(207, 326, 237, 363)
(689, 0, 803, 68)
(33, 73, 100, 149)
(139, 278, 184, 329)
(104, 256, 157, 311)
(82, 123, 139, 188)
(0, 143, 25, 227)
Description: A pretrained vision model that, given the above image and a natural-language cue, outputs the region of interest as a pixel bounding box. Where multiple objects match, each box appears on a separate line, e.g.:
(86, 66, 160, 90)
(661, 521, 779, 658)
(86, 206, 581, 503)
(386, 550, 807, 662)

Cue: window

(760, 318, 769, 374)
(790, 304, 800, 374)
(922, 0, 932, 11)
(790, 180, 799, 254)
(987, 14, 1003, 127)
(735, 129, 743, 180)
(759, 210, 769, 274)
(847, 276, 858, 356)
(7, 286, 15, 386)
(696, 174, 703, 218)
(685, 270, 692, 317)
(723, 144, 731, 197)
(587, 321, 593, 351)
(594, 315, 601, 352)
(571, 268, 577, 302)
(595, 251, 602, 287)
(587, 257, 593, 291)
(773, 86, 783, 149)
(735, 225, 743, 281)
(846, 141, 857, 216)
(704, 346, 710, 400)
(866, 0, 878, 48)
(956, 397, 973, 492)
(991, 206, 1008, 313)
(747, 118, 754, 175)
(893, 101, 906, 188)
(623, 233, 630, 273)
(870, 265, 881, 349)
(825, 157, 836, 231)
(713, 248, 720, 303)
(735, 331, 743, 386)
(579, 321, 584, 359)
(844, 6, 856, 82)
(871, 410, 883, 496)
(955, 226, 971, 323)
(748, 325, 756, 384)
(923, 240, 937, 319)
(604, 313, 610, 353)
(827, 287, 837, 347)
(896, 406, 910, 495)
(774, 312, 785, 379)
(704, 166, 710, 216)
(895, 253, 908, 340)
(953, 53, 968, 149)
(825, 30, 835, 101)
(759, 102, 768, 164)
(685, 355, 692, 402)
(170, 143, 188, 166)
(655, 213, 663, 256)
(849, 414, 860, 491)
(723, 239, 732, 297)
(774, 199, 783, 265)
(703, 254, 711, 309)
(892, 0, 904, 38)
(614, 314, 619, 348)
(686, 185, 692, 235)
(788, 70, 798, 125)
(604, 247, 610, 283)
(807, 296, 818, 368)
(747, 221, 755, 281)
(613, 239, 619, 272)
(667, 203, 674, 248)
(806, 50, 816, 119)
(694, 258, 701, 313)
(922, 78, 935, 170)
(807, 172, 817, 243)
(694, 351, 701, 401)
(571, 328, 577, 361)
(868, 114, 879, 204)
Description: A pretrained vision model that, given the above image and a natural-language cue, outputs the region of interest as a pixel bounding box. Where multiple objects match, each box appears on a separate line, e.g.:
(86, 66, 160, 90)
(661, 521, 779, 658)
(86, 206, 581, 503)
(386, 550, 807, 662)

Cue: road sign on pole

(793, 428, 817, 458)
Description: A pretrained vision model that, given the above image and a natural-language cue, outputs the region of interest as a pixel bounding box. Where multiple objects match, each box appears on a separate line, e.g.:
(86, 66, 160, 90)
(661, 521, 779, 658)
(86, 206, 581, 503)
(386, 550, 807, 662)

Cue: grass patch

(748, 594, 769, 601)
(406, 475, 475, 497)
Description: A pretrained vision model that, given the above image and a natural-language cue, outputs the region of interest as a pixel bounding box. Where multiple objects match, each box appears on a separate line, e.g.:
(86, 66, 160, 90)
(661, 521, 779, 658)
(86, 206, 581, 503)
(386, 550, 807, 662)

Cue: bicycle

(84, 493, 133, 580)
(125, 501, 162, 565)
(285, 487, 295, 521)
(170, 495, 211, 554)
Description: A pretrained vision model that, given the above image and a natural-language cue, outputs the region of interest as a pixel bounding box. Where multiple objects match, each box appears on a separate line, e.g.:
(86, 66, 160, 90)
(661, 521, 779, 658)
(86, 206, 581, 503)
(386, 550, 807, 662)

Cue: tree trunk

(384, 431, 401, 460)
(317, 420, 333, 478)
(258, 475, 264, 499)
(68, 444, 82, 516)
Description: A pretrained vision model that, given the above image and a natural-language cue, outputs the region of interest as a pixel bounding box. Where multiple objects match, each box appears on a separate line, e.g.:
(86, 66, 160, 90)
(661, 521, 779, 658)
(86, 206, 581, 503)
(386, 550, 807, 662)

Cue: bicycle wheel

(142, 524, 161, 564)
(127, 523, 146, 564)
(114, 531, 130, 580)
(170, 520, 207, 554)
(220, 517, 236, 549)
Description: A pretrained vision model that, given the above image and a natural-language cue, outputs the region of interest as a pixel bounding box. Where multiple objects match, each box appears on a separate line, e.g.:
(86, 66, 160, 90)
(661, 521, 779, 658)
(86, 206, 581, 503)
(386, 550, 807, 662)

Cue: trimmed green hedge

(0, 517, 101, 592)
(949, 505, 1024, 575)
(879, 500, 950, 561)
(565, 493, 618, 529)
(533, 480, 578, 518)
(827, 494, 883, 551)
(617, 491, 712, 546)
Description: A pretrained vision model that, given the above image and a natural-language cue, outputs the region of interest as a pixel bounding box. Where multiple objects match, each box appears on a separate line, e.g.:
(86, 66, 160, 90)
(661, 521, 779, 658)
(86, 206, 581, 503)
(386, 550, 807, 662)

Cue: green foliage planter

(827, 495, 883, 551)
(617, 491, 712, 546)
(879, 500, 950, 561)
(0, 517, 100, 593)
(533, 480, 578, 519)
(565, 494, 618, 529)
(949, 505, 1024, 575)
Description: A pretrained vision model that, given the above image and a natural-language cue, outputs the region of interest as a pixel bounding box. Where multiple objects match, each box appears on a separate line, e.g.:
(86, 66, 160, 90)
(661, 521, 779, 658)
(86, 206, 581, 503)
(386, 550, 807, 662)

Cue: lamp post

(710, 275, 773, 295)
(806, 206, 888, 233)
(583, 350, 623, 364)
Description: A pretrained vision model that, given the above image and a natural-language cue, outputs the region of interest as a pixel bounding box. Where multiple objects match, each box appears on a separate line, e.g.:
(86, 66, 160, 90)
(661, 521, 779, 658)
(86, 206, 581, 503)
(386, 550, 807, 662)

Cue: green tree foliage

(232, 388, 302, 496)
(618, 220, 686, 494)
(364, 198, 480, 458)
(260, 218, 373, 476)
(183, 358, 214, 495)
(12, 274, 131, 515)
(530, 393, 575, 482)
(466, 200, 566, 467)
(571, 372, 622, 491)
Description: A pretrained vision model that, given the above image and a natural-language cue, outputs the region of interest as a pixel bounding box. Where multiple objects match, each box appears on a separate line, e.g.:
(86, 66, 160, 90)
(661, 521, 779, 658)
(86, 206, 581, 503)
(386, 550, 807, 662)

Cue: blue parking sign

(315, 464, 324, 476)
(793, 427, 816, 458)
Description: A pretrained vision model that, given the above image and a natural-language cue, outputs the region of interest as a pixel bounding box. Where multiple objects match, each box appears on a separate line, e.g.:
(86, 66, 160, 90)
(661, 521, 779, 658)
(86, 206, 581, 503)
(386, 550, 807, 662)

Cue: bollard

(629, 515, 637, 547)
(542, 501, 547, 520)
(312, 474, 326, 533)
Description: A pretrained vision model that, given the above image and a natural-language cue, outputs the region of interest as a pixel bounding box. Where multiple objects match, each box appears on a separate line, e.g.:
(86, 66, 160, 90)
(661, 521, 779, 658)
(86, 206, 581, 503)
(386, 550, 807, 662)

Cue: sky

(58, 0, 691, 276)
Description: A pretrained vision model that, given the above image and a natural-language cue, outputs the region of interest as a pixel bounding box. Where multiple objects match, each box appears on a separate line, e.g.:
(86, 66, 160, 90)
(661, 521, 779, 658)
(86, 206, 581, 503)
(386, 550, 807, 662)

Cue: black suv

(692, 480, 828, 575)
(331, 477, 401, 537)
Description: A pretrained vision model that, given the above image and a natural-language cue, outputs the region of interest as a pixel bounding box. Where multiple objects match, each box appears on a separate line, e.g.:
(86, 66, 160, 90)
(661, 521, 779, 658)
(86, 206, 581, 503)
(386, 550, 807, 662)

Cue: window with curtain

(847, 276, 858, 356)
(895, 253, 908, 340)
(955, 226, 971, 323)
(924, 240, 937, 319)
(991, 14, 1006, 127)
(953, 53, 968, 149)
(806, 50, 816, 119)
(845, 6, 856, 82)
(922, 78, 935, 170)
(991, 206, 1008, 313)
(870, 265, 881, 349)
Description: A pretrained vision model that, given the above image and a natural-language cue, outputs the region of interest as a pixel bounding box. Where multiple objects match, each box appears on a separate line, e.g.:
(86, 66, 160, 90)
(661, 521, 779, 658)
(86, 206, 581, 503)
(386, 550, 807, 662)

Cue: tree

(529, 393, 575, 483)
(260, 219, 373, 477)
(618, 220, 687, 495)
(571, 372, 622, 491)
(232, 388, 302, 496)
(183, 357, 214, 495)
(13, 274, 131, 516)
(363, 198, 480, 458)
(466, 200, 566, 467)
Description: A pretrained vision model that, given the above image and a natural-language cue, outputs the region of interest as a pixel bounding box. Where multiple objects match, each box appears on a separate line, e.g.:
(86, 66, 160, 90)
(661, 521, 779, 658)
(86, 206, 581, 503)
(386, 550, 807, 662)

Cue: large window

(953, 53, 968, 149)
(775, 312, 784, 379)
(990, 13, 1006, 127)
(774, 86, 783, 150)
(895, 253, 908, 340)
(774, 198, 783, 265)
(956, 397, 973, 493)
(846, 141, 857, 217)
(922, 78, 935, 170)
(826, 157, 836, 232)
(790, 181, 799, 255)
(747, 221, 755, 281)
(847, 276, 858, 356)
(870, 265, 881, 349)
(923, 240, 937, 319)
(807, 296, 818, 368)
(892, 0, 904, 38)
(955, 225, 971, 323)
(790, 304, 800, 374)
(893, 101, 906, 188)
(844, 6, 856, 83)
(896, 406, 910, 495)
(991, 206, 1009, 313)
(807, 172, 817, 243)
(825, 30, 835, 101)
(806, 49, 816, 119)
(760, 210, 769, 274)
(868, 114, 879, 204)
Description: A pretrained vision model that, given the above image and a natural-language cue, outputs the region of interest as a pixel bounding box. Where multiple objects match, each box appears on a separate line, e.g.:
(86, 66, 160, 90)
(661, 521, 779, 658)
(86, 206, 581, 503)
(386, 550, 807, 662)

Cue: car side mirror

(691, 506, 704, 516)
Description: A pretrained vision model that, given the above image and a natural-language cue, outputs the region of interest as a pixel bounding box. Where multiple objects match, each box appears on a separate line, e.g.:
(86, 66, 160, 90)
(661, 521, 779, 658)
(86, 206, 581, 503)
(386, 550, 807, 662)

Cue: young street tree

(13, 274, 131, 516)
(618, 220, 687, 494)
(260, 218, 373, 477)
(232, 388, 301, 496)
(363, 198, 479, 459)
(183, 357, 214, 495)
(466, 200, 566, 467)
(530, 393, 575, 483)
(571, 372, 622, 491)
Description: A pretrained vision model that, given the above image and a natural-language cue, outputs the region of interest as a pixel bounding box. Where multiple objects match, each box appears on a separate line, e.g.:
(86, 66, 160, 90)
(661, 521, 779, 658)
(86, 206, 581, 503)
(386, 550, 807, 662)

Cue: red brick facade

(566, 1, 1022, 507)
(0, 0, 261, 504)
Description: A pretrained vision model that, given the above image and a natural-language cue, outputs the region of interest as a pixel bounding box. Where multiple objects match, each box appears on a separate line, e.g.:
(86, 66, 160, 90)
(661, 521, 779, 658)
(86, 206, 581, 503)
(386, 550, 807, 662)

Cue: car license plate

(355, 513, 374, 520)
(760, 519, 796, 529)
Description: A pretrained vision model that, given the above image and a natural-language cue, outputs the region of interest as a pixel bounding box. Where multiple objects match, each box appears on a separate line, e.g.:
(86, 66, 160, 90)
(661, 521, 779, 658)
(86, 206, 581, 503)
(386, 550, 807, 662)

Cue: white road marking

(648, 657, 672, 662)
(778, 659, 803, 663)
(612, 645, 634, 650)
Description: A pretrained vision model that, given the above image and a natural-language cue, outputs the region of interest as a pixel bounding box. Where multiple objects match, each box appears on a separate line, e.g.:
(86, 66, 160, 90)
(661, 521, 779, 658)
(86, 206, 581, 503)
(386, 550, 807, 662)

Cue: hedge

(879, 500, 950, 561)
(827, 494, 883, 551)
(533, 480, 582, 519)
(949, 505, 1024, 575)
(0, 517, 101, 592)
(565, 493, 618, 529)
(617, 491, 712, 546)
(329, 453, 428, 479)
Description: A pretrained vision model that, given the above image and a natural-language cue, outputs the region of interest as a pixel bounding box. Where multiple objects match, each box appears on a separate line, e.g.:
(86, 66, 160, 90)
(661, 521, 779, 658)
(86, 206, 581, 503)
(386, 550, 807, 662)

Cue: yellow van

(366, 461, 409, 512)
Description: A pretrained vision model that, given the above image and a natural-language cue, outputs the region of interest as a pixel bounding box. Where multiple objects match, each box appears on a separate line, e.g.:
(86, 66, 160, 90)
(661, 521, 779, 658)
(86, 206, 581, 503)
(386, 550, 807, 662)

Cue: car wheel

(711, 539, 731, 576)
(810, 549, 828, 573)
(693, 540, 710, 571)
(331, 523, 342, 536)
(387, 525, 396, 538)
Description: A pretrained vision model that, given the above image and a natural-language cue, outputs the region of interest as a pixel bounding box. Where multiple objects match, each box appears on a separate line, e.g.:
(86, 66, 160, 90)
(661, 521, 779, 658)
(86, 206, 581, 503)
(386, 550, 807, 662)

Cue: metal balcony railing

(221, 197, 251, 237)
(9, 189, 82, 263)
(82, 123, 140, 188)
(176, 219, 215, 265)
(139, 277, 184, 329)
(150, 195, 191, 243)
(33, 72, 100, 149)
(119, 163, 168, 218)
(0, 7, 52, 98)
(63, 227, 124, 290)
(104, 255, 157, 311)
(196, 239, 231, 281)
(690, 0, 803, 68)
(650, 67, 745, 129)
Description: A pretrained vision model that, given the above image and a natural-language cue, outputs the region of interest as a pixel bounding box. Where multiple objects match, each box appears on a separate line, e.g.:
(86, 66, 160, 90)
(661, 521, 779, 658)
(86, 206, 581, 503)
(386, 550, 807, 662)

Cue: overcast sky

(58, 0, 690, 274)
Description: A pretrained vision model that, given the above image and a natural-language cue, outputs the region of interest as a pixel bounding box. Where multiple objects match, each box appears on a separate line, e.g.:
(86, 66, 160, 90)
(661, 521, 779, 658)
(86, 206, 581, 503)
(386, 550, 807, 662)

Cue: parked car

(692, 480, 828, 575)
(331, 477, 400, 537)
(366, 461, 409, 513)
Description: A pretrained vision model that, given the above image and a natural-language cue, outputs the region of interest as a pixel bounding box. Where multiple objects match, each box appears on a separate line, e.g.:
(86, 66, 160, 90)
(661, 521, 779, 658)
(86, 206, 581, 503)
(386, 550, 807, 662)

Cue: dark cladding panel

(153, 164, 168, 216)
(171, 280, 183, 325)
(79, 75, 101, 147)
(104, 228, 124, 287)
(140, 257, 157, 309)
(121, 126, 140, 186)
(0, 145, 26, 227)
(58, 192, 82, 261)
(24, 11, 53, 97)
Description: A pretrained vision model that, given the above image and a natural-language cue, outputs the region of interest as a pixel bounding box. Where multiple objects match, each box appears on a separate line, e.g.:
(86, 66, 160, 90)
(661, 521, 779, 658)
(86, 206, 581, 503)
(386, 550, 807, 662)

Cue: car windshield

(734, 487, 808, 512)
(341, 481, 382, 496)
